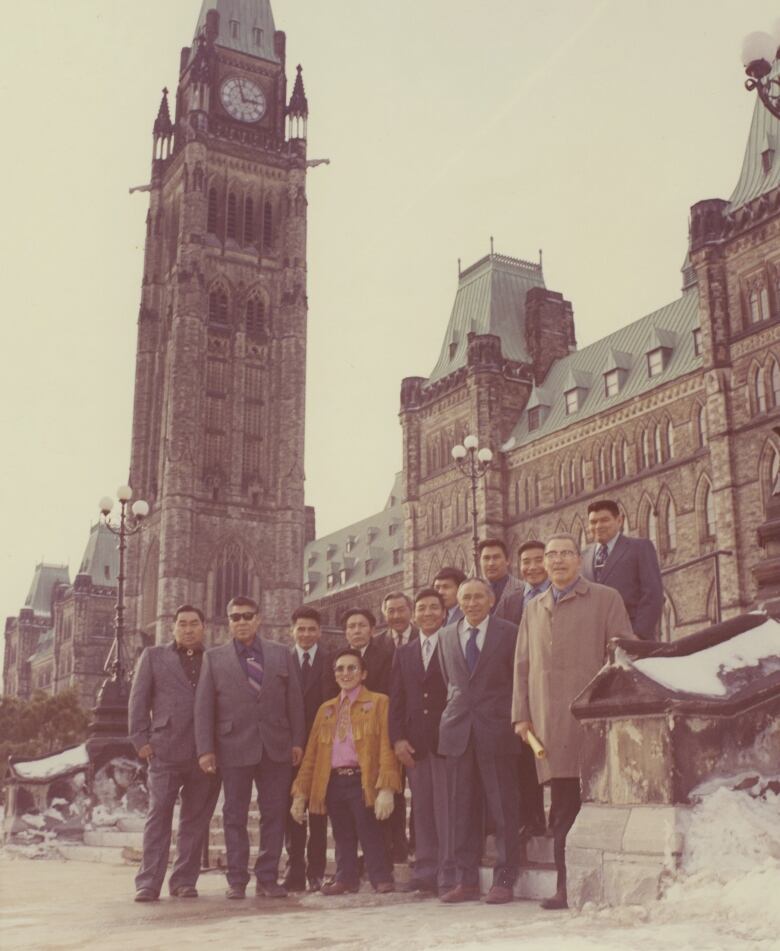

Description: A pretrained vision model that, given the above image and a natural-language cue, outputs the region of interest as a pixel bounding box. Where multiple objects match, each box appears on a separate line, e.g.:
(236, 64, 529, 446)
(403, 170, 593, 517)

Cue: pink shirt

(331, 685, 362, 768)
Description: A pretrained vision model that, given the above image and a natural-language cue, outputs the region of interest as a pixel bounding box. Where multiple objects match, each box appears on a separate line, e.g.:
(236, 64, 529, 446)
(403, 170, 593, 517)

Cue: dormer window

(388, 523, 397, 537)
(345, 536, 356, 554)
(528, 406, 542, 432)
(230, 19, 240, 39)
(693, 328, 702, 356)
(339, 568, 348, 585)
(564, 389, 579, 415)
(604, 369, 622, 397)
(326, 544, 337, 560)
(763, 147, 775, 174)
(364, 559, 374, 576)
(647, 348, 667, 378)
(393, 548, 402, 565)
(253, 27, 264, 46)
(303, 581, 312, 596)
(449, 340, 458, 359)
(326, 572, 336, 590)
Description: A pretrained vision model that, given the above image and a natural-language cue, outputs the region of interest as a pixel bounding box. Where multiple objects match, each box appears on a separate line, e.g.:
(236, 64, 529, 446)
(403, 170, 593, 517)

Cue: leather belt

(332, 766, 360, 776)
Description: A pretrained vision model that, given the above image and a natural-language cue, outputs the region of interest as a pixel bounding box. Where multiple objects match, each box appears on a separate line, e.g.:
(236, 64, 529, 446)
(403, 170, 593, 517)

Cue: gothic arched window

(771, 360, 780, 408)
(246, 296, 267, 339)
(244, 197, 255, 244)
(226, 192, 238, 240)
(207, 187, 218, 234)
(214, 542, 253, 618)
(263, 200, 273, 251)
(209, 286, 229, 325)
(755, 366, 768, 413)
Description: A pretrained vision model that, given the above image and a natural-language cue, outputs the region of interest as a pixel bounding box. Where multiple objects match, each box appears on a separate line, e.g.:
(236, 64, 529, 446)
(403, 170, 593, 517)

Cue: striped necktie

(245, 654, 264, 692)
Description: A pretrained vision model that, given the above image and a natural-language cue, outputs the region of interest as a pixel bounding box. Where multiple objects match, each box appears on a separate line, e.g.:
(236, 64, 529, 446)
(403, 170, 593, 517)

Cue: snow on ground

(10, 743, 88, 780)
(634, 617, 780, 696)
(1, 787, 779, 950)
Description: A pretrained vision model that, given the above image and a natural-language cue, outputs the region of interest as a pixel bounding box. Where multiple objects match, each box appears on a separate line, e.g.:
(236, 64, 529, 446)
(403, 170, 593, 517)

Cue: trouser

(447, 739, 520, 888)
(406, 752, 454, 889)
(381, 788, 409, 861)
(326, 770, 392, 887)
(221, 755, 292, 887)
(518, 741, 546, 829)
(548, 777, 581, 893)
(284, 807, 327, 882)
(135, 759, 220, 895)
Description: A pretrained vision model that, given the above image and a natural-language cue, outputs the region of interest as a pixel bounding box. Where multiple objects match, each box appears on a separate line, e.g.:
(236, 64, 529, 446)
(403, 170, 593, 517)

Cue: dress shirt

(331, 685, 362, 768)
(523, 578, 551, 603)
(457, 616, 489, 654)
(391, 625, 414, 648)
(420, 630, 440, 670)
(295, 643, 319, 666)
(172, 640, 203, 688)
(233, 636, 264, 678)
(551, 577, 582, 604)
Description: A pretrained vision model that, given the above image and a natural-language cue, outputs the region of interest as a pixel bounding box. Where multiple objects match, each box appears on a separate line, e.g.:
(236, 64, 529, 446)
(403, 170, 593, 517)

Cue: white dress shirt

(420, 630, 440, 670)
(294, 643, 319, 665)
(392, 625, 414, 648)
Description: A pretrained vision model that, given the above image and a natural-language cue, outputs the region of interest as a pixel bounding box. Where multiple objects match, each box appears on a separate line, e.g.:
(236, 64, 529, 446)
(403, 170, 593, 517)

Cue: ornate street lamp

(742, 23, 780, 118)
(98, 485, 149, 692)
(451, 434, 493, 577)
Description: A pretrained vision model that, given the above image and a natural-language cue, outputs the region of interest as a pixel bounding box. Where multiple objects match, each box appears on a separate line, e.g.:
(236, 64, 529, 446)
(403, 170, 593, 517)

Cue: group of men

(128, 498, 663, 909)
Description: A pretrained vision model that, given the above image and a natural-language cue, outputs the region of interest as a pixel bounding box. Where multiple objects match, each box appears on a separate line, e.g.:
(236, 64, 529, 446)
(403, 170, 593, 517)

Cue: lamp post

(98, 485, 149, 692)
(742, 23, 780, 118)
(451, 434, 493, 577)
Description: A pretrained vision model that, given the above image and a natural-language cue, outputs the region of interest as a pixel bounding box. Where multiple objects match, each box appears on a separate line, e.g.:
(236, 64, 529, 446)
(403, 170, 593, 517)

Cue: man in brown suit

(512, 532, 633, 910)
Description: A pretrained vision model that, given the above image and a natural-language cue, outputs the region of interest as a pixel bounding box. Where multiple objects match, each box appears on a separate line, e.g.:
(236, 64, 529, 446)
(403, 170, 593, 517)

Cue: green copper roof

(23, 564, 70, 617)
(193, 0, 279, 63)
(427, 252, 546, 385)
(728, 61, 780, 212)
(77, 522, 119, 587)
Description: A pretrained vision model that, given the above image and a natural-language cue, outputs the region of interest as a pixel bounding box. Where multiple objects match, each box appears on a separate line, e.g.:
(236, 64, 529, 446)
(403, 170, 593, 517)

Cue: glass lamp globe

(116, 485, 133, 502)
(451, 444, 467, 460)
(99, 496, 114, 516)
(477, 447, 493, 463)
(131, 500, 150, 519)
(463, 434, 479, 450)
(742, 31, 776, 72)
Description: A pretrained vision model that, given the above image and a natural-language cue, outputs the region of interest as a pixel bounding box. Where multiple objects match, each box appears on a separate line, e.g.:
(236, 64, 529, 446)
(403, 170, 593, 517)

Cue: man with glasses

(512, 534, 632, 910)
(129, 604, 220, 902)
(195, 596, 304, 899)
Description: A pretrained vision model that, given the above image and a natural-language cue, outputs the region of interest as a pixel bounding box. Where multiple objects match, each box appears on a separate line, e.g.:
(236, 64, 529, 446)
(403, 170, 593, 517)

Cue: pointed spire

(288, 64, 308, 117)
(153, 87, 174, 136)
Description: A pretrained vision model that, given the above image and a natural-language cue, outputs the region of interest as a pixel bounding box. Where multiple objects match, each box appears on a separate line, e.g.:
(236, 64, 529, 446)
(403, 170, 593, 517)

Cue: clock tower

(125, 0, 310, 647)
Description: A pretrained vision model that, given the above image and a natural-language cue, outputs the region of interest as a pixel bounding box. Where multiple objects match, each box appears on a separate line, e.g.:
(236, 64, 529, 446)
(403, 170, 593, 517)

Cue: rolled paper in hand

(526, 730, 546, 759)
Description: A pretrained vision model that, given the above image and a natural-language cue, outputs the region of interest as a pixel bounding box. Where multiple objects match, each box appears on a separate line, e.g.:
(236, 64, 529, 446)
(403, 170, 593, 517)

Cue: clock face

(220, 77, 266, 123)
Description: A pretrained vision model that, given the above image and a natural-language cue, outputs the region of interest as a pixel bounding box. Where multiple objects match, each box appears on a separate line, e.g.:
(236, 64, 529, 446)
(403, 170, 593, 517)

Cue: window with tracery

(214, 543, 253, 617)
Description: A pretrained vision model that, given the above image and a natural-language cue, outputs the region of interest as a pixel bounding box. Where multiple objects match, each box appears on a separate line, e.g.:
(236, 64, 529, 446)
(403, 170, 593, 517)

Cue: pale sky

(1, 0, 777, 643)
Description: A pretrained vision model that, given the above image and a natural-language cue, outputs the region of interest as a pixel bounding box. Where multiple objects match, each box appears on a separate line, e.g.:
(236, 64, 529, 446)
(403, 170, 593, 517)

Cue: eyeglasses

(544, 550, 578, 560)
(229, 612, 257, 622)
(334, 664, 360, 674)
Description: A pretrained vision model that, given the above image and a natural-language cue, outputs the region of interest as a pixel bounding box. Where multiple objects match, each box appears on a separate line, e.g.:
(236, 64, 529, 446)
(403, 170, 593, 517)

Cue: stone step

(56, 843, 141, 865)
(83, 830, 145, 848)
(523, 834, 555, 865)
(478, 863, 558, 901)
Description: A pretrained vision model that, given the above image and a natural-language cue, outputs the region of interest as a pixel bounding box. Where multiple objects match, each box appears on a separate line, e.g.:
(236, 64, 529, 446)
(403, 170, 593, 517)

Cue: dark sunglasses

(229, 612, 256, 622)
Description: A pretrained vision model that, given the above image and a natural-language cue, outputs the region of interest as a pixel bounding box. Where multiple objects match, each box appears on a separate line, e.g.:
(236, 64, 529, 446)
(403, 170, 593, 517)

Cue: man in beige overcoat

(512, 532, 633, 910)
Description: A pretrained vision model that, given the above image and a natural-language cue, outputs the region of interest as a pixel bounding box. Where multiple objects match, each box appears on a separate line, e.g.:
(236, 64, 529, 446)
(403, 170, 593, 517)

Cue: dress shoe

(485, 884, 514, 904)
(255, 880, 288, 898)
(134, 888, 158, 903)
(225, 884, 246, 899)
(439, 884, 480, 903)
(540, 890, 568, 910)
(307, 876, 324, 892)
(281, 874, 306, 892)
(170, 885, 198, 898)
(401, 877, 438, 894)
(374, 881, 395, 894)
(321, 880, 360, 896)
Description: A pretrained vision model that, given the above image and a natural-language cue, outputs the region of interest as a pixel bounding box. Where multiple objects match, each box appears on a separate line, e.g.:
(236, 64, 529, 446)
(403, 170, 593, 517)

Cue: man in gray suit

(433, 567, 467, 626)
(437, 578, 521, 905)
(128, 604, 220, 902)
(195, 596, 305, 899)
(478, 539, 524, 626)
(580, 499, 664, 640)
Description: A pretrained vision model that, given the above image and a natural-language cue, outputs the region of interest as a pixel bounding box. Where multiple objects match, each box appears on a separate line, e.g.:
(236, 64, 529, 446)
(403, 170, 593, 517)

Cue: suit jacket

(375, 625, 420, 652)
(437, 615, 521, 757)
(512, 577, 633, 782)
(291, 645, 338, 739)
(194, 638, 305, 768)
(361, 636, 394, 695)
(491, 573, 525, 627)
(445, 605, 464, 626)
(581, 534, 663, 640)
(388, 636, 448, 760)
(292, 688, 402, 813)
(128, 644, 200, 765)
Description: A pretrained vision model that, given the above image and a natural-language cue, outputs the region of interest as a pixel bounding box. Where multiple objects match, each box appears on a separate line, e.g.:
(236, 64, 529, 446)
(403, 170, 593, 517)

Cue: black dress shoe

(134, 888, 158, 903)
(307, 876, 324, 892)
(225, 884, 246, 899)
(255, 880, 288, 898)
(281, 874, 306, 892)
(540, 890, 568, 910)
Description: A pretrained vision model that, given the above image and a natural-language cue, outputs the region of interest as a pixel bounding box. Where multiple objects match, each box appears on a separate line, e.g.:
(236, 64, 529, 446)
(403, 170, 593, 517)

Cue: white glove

(290, 795, 307, 825)
(374, 788, 395, 821)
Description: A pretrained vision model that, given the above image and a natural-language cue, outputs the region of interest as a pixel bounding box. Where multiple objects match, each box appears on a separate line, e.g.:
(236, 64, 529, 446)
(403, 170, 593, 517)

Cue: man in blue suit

(580, 499, 664, 640)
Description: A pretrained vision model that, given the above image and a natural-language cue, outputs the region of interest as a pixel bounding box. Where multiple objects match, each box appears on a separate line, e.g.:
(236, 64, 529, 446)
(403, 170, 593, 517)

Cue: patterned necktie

(594, 544, 609, 582)
(245, 653, 264, 692)
(523, 586, 539, 605)
(301, 651, 311, 690)
(336, 696, 351, 742)
(465, 627, 480, 674)
(422, 637, 433, 670)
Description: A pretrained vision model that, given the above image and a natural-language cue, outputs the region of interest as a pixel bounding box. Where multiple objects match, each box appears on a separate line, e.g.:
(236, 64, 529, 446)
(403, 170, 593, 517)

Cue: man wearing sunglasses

(512, 533, 632, 911)
(195, 595, 304, 900)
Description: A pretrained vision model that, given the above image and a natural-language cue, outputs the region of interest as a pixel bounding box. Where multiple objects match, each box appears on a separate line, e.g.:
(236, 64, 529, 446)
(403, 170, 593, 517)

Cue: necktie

(422, 637, 433, 670)
(523, 586, 539, 605)
(594, 544, 608, 581)
(336, 696, 351, 742)
(245, 653, 264, 692)
(301, 651, 311, 690)
(465, 627, 480, 674)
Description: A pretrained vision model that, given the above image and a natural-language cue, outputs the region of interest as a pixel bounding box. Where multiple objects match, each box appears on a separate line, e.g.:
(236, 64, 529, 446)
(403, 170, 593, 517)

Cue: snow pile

(634, 617, 780, 696)
(11, 744, 88, 781)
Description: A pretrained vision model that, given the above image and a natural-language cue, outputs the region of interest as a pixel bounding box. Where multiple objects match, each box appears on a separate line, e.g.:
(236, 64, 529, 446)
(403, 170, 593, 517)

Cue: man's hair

(174, 604, 204, 622)
(518, 540, 545, 558)
(545, 532, 581, 555)
(414, 587, 446, 609)
(333, 646, 366, 672)
(457, 577, 494, 597)
(587, 499, 621, 518)
(226, 595, 259, 615)
(477, 538, 508, 558)
(434, 566, 467, 586)
(291, 606, 321, 625)
(341, 606, 376, 629)
(382, 591, 413, 610)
